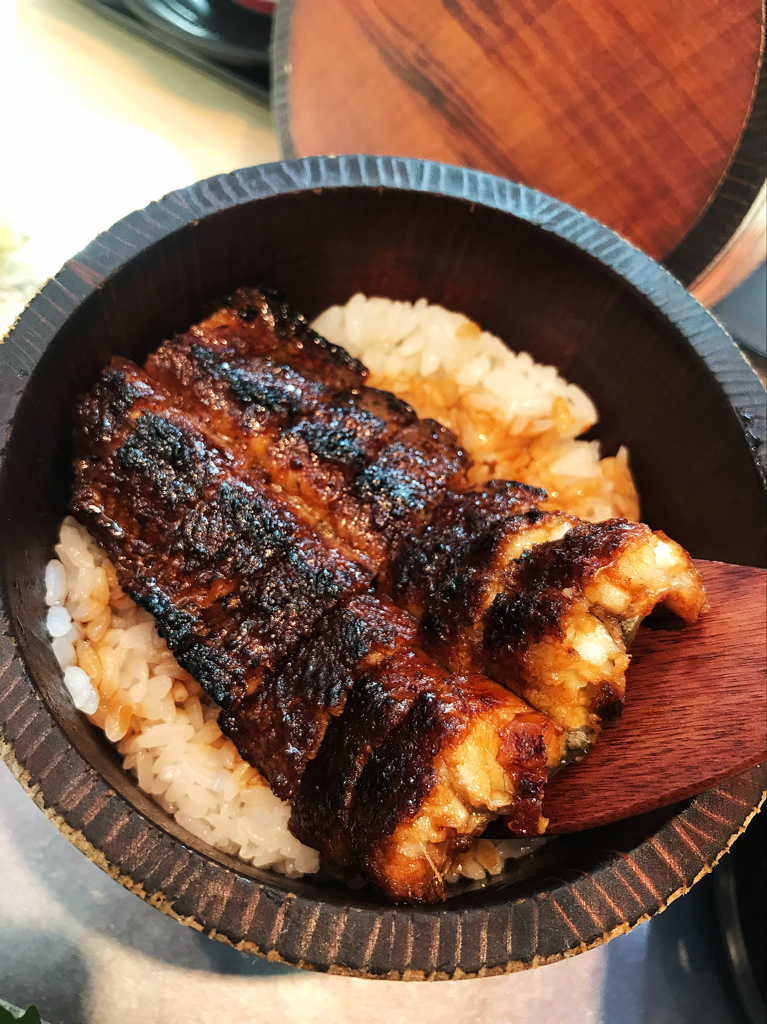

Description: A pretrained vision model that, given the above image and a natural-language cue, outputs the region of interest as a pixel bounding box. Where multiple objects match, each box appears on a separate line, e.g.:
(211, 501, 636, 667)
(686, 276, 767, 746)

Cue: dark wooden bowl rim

(0, 156, 764, 980)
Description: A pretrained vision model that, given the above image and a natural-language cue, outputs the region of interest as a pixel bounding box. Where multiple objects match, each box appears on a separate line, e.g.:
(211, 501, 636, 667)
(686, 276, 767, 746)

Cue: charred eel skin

(146, 288, 706, 742)
(72, 358, 564, 902)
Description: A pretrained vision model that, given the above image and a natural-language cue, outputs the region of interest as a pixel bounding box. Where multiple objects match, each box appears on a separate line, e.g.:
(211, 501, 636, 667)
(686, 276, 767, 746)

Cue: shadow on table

(198, 936, 299, 978)
(0, 928, 90, 1024)
(600, 872, 748, 1024)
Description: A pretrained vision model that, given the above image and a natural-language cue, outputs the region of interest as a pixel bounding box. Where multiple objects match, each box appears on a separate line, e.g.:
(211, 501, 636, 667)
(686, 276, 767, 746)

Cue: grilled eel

(384, 490, 706, 744)
(146, 287, 706, 744)
(146, 286, 471, 570)
(71, 359, 565, 902)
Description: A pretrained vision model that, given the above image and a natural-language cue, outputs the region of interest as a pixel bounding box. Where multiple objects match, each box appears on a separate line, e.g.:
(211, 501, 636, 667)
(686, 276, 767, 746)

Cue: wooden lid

(273, 0, 764, 284)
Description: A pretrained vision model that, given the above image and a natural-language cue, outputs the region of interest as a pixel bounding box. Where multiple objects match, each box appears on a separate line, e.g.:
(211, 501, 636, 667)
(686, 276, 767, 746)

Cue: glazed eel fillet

(146, 287, 707, 745)
(146, 285, 470, 569)
(71, 360, 564, 902)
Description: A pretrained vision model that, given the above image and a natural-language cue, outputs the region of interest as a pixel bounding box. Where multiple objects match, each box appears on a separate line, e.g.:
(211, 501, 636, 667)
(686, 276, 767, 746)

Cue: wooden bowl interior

(1, 185, 764, 908)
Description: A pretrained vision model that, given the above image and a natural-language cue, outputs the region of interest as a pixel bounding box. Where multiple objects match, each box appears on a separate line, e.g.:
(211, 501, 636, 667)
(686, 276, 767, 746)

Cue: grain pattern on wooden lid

(274, 0, 763, 271)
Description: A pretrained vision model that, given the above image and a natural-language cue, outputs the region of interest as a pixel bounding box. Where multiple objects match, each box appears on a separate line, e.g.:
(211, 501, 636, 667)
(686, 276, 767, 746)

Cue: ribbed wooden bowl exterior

(0, 156, 764, 979)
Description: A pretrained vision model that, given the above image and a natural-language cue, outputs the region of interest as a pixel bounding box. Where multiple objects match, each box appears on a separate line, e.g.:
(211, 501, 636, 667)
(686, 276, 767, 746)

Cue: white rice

(313, 294, 597, 437)
(314, 295, 639, 523)
(46, 519, 319, 878)
(47, 295, 639, 887)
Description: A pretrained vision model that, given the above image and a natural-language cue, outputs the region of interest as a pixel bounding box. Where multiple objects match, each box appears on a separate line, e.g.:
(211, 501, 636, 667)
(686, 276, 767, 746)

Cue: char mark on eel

(145, 287, 706, 749)
(71, 357, 564, 902)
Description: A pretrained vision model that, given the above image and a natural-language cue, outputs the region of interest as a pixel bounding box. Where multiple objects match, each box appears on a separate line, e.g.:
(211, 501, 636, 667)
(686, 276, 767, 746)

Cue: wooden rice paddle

(542, 559, 767, 833)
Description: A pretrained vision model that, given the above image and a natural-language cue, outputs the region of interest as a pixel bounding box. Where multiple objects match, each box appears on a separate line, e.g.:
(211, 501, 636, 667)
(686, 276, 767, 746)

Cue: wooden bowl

(0, 156, 764, 980)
